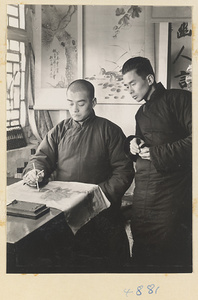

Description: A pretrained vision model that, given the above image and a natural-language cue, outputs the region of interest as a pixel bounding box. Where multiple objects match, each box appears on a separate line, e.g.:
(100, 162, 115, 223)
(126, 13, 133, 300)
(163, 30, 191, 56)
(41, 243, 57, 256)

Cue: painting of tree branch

(41, 5, 78, 89)
(84, 5, 145, 104)
(34, 5, 81, 109)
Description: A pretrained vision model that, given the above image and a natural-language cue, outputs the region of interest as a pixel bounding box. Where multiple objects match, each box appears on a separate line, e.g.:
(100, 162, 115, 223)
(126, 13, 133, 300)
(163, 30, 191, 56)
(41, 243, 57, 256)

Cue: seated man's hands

(23, 169, 44, 187)
(130, 138, 151, 160)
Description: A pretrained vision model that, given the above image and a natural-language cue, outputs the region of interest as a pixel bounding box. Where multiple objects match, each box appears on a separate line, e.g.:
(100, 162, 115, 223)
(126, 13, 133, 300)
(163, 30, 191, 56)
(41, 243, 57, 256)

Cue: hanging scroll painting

(34, 5, 82, 109)
(83, 5, 146, 104)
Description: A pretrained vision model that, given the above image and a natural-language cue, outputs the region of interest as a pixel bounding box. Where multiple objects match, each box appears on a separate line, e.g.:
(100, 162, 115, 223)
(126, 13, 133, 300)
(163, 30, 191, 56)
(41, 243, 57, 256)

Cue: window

(7, 5, 26, 127)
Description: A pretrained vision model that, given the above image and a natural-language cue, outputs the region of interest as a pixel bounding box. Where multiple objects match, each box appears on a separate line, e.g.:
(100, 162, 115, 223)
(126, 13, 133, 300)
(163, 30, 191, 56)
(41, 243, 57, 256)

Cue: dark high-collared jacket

(130, 82, 192, 253)
(24, 110, 134, 209)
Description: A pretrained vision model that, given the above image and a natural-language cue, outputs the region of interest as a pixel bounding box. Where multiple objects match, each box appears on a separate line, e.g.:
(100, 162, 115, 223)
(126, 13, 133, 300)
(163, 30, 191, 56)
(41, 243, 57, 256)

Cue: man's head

(66, 79, 97, 122)
(122, 57, 156, 102)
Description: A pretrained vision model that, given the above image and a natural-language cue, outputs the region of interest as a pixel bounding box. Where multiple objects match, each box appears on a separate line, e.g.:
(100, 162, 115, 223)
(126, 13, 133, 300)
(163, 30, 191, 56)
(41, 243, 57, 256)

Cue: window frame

(6, 5, 27, 128)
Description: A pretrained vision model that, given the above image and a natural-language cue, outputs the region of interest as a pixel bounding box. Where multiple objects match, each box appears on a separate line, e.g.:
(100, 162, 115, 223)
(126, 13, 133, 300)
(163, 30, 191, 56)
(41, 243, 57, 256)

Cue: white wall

(95, 104, 140, 137)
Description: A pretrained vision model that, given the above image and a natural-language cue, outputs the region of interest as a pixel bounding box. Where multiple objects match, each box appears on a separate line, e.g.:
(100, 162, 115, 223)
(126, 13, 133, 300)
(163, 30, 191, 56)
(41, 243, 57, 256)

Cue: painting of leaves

(113, 6, 142, 38)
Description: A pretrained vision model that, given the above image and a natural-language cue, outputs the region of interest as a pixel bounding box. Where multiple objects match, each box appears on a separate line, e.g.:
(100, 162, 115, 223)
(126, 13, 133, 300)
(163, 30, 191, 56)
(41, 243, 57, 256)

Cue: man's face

(123, 69, 151, 102)
(66, 89, 95, 122)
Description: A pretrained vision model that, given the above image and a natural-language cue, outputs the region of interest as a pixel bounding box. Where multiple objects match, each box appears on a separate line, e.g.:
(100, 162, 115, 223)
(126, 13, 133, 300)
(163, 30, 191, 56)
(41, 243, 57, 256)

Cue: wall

(29, 5, 191, 134)
(94, 105, 138, 137)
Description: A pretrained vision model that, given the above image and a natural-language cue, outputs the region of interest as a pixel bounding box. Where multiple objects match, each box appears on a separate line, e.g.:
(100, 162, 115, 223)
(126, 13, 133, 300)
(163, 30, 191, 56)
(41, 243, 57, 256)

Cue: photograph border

(0, 1, 198, 300)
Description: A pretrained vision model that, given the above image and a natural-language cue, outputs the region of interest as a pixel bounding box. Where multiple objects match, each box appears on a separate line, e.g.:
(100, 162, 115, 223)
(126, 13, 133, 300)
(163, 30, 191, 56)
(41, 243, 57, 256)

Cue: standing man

(122, 57, 192, 272)
(23, 79, 134, 271)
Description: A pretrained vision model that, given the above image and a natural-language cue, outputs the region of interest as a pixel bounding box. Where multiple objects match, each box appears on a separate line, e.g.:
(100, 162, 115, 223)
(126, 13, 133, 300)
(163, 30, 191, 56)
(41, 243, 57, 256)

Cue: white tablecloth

(7, 181, 110, 234)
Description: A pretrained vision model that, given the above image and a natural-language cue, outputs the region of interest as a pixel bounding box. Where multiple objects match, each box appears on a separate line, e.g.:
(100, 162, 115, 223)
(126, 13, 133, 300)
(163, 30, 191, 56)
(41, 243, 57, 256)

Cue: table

(7, 207, 75, 273)
(7, 180, 110, 234)
(7, 180, 110, 273)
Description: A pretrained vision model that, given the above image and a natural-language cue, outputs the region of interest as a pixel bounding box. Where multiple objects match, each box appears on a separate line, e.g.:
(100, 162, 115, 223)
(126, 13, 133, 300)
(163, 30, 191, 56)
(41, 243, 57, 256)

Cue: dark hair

(122, 56, 155, 80)
(67, 79, 95, 100)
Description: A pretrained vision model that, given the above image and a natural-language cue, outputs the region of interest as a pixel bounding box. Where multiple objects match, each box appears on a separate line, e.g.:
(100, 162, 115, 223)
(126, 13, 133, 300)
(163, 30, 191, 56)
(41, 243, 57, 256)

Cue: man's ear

(146, 74, 155, 86)
(92, 97, 97, 107)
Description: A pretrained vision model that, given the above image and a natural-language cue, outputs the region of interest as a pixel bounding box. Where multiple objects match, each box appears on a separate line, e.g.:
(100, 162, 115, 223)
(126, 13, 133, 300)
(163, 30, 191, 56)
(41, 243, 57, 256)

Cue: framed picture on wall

(34, 5, 83, 110)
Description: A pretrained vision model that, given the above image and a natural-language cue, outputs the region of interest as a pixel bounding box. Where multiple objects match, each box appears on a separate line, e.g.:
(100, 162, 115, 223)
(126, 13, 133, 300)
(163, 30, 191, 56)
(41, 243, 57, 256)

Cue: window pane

(7, 100, 12, 110)
(10, 110, 19, 120)
(20, 43, 26, 71)
(7, 97, 14, 109)
(7, 5, 18, 17)
(20, 42, 25, 54)
(7, 110, 11, 120)
(7, 52, 20, 62)
(10, 40, 19, 51)
(9, 17, 19, 28)
(21, 72, 25, 99)
(13, 62, 19, 74)
(19, 5, 25, 29)
(21, 52, 26, 71)
(20, 101, 26, 127)
(13, 87, 20, 108)
(7, 62, 13, 73)
(14, 72, 20, 85)
(7, 73, 13, 92)
(7, 89, 14, 102)
(11, 120, 20, 126)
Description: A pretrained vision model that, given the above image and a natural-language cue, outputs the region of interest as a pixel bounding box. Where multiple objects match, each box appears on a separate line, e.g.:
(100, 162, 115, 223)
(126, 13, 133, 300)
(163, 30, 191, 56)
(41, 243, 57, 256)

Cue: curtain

(26, 43, 53, 142)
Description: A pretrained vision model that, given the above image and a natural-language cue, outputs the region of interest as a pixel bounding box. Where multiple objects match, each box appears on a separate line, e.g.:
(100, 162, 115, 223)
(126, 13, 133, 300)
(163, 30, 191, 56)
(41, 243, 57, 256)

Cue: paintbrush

(33, 162, 40, 192)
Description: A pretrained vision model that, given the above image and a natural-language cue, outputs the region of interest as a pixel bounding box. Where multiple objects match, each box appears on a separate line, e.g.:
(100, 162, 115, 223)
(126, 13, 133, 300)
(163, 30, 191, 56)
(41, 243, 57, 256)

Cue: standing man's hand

(138, 146, 151, 160)
(130, 138, 145, 155)
(130, 138, 151, 160)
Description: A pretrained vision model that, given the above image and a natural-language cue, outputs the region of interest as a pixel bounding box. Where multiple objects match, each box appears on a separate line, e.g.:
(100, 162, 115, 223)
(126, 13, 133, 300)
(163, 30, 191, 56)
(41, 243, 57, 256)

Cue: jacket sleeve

(124, 114, 147, 162)
(98, 125, 134, 207)
(23, 126, 59, 181)
(150, 91, 192, 172)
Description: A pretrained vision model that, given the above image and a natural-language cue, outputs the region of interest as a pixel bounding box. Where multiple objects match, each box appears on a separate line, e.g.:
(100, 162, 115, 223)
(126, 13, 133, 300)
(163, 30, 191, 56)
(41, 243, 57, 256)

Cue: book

(7, 200, 50, 219)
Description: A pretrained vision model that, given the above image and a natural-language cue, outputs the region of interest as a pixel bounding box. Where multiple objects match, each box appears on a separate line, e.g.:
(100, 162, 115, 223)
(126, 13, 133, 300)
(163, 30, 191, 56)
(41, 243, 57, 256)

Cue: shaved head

(67, 79, 95, 100)
(66, 79, 97, 122)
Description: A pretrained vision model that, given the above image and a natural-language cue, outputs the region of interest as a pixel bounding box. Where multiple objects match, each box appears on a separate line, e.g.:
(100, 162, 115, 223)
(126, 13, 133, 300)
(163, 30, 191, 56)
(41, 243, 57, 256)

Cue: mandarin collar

(148, 82, 166, 103)
(72, 110, 96, 127)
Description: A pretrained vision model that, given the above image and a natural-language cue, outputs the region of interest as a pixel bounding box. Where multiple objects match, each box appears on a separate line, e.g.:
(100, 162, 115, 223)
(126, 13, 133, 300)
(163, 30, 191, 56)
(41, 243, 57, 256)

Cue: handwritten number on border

(124, 285, 160, 296)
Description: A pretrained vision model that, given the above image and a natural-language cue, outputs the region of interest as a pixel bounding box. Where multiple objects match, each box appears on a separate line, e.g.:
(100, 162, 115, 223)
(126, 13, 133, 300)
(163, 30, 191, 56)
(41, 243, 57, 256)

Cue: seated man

(23, 79, 134, 271)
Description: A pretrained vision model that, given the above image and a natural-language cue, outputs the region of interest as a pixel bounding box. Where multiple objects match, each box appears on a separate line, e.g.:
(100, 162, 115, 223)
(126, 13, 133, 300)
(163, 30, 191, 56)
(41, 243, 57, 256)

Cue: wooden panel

(149, 6, 191, 23)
